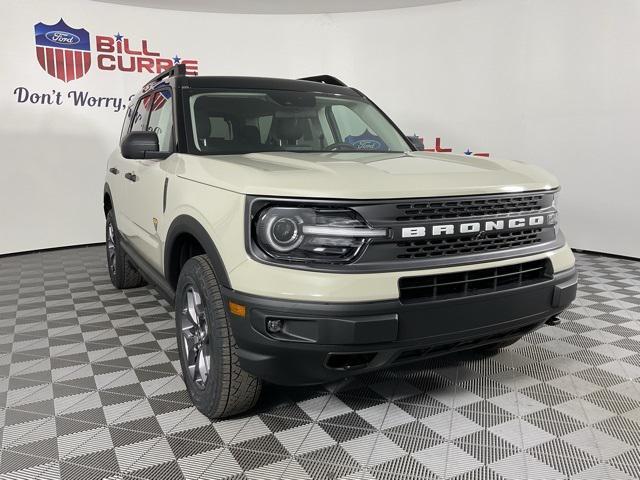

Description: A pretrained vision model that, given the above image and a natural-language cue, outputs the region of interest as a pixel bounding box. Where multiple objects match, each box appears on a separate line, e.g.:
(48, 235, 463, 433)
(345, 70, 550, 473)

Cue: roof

(180, 75, 361, 96)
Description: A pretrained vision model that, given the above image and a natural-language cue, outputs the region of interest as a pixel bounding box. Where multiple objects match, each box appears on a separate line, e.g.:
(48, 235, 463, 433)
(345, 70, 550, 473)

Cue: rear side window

(130, 95, 152, 132)
(146, 90, 174, 152)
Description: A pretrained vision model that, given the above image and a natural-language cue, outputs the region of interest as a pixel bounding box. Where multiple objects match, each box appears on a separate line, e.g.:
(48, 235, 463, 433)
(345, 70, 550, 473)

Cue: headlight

(254, 206, 387, 264)
(257, 212, 304, 252)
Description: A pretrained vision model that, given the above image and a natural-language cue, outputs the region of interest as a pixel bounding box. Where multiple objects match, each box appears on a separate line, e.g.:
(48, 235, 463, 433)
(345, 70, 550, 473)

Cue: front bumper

(228, 244, 575, 302)
(223, 265, 578, 385)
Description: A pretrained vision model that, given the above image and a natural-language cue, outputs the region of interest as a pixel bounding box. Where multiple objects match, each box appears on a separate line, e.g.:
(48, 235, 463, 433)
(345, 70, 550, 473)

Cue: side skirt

(119, 238, 176, 303)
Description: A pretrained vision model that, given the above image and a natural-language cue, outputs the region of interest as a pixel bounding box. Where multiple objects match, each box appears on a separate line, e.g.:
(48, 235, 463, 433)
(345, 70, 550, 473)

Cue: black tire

(175, 255, 261, 419)
(106, 210, 146, 289)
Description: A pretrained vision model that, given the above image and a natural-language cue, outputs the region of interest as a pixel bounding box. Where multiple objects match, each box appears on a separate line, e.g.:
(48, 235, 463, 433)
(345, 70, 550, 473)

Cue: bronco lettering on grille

(401, 215, 546, 239)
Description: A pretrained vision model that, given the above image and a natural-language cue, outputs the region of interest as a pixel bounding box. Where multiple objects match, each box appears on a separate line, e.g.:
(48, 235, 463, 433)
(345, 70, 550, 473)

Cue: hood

(172, 151, 559, 199)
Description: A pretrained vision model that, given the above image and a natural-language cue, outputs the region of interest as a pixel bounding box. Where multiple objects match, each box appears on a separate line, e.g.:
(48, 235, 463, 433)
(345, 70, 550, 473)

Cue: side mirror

(121, 131, 161, 159)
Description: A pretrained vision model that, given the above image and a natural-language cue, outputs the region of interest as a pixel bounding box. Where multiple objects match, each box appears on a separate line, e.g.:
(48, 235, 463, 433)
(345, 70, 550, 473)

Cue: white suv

(104, 65, 577, 418)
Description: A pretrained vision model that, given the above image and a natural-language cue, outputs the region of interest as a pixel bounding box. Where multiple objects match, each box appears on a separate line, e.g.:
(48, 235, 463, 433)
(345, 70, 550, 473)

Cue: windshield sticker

(345, 129, 388, 151)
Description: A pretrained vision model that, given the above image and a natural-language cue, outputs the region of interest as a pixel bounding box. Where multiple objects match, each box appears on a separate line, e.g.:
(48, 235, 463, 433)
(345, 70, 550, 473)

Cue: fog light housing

(266, 319, 283, 333)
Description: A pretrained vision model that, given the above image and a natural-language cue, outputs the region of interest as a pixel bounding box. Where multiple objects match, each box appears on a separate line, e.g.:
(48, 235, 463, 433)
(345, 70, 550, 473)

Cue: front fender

(164, 215, 232, 289)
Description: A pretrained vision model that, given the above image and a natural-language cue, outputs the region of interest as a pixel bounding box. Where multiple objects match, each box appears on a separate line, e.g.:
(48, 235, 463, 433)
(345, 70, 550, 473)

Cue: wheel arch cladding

(103, 183, 113, 217)
(165, 215, 231, 290)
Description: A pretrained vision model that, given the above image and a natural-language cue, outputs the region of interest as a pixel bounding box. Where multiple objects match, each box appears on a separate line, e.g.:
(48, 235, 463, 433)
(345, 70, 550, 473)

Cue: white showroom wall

(1, 0, 334, 255)
(328, 0, 640, 259)
(2, 0, 639, 257)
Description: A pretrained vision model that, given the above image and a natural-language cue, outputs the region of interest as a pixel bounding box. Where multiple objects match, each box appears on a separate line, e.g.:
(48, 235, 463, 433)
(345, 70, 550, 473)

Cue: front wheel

(175, 255, 262, 419)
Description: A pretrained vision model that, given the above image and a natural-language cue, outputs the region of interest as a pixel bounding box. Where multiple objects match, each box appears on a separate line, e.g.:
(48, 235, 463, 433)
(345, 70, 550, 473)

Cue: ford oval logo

(45, 30, 80, 45)
(354, 139, 382, 150)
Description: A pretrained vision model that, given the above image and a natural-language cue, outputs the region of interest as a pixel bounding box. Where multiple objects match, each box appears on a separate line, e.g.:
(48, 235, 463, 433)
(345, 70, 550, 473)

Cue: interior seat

(237, 125, 262, 146)
(271, 117, 305, 147)
(195, 114, 213, 149)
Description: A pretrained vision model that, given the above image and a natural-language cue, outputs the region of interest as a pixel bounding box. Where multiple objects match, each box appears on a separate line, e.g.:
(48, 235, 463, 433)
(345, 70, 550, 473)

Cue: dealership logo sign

(34, 18, 199, 83)
(45, 30, 81, 45)
(35, 19, 91, 82)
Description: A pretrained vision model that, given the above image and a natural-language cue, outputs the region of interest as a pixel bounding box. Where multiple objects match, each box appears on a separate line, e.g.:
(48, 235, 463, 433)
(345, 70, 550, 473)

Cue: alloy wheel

(181, 285, 211, 389)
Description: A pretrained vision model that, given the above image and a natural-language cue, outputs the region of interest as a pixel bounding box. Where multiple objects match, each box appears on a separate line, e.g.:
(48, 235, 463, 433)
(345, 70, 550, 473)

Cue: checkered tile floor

(0, 246, 639, 479)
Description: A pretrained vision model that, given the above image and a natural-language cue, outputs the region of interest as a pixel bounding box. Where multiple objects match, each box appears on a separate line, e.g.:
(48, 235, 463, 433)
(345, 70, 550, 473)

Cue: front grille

(396, 228, 544, 259)
(399, 259, 550, 303)
(354, 191, 557, 267)
(395, 193, 546, 222)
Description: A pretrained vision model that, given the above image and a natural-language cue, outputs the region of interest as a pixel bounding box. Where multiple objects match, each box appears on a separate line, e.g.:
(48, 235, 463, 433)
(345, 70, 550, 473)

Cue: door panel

(107, 105, 133, 235)
(126, 160, 166, 270)
(125, 90, 175, 272)
(117, 94, 152, 242)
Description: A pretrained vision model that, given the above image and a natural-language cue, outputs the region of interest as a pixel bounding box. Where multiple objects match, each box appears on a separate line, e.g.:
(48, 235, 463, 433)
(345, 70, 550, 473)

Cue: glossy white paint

(227, 245, 575, 301)
(107, 147, 573, 302)
(174, 151, 559, 199)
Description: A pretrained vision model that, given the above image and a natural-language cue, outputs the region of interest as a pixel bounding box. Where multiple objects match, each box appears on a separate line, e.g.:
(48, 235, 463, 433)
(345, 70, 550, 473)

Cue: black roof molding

(142, 68, 350, 93)
(182, 76, 359, 96)
(144, 63, 186, 90)
(298, 75, 347, 87)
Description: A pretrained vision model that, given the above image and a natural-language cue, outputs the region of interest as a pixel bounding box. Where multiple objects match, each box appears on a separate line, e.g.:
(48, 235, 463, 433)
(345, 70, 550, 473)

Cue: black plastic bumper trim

(222, 266, 578, 385)
(552, 273, 579, 307)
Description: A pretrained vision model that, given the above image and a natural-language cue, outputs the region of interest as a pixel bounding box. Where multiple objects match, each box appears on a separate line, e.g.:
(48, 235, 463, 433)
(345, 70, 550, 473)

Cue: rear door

(117, 94, 152, 243)
(123, 89, 175, 271)
(107, 104, 134, 221)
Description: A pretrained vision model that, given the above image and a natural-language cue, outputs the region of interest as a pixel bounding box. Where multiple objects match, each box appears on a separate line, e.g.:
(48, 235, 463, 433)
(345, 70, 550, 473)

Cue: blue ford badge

(45, 30, 80, 45)
(354, 139, 382, 150)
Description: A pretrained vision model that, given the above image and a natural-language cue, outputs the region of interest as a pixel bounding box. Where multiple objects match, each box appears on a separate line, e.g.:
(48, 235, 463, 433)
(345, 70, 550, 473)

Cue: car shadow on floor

(248, 347, 493, 417)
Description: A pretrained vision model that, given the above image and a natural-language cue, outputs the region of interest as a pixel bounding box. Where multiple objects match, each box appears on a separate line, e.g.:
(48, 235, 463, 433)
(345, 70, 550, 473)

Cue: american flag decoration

(34, 19, 91, 82)
(143, 90, 172, 111)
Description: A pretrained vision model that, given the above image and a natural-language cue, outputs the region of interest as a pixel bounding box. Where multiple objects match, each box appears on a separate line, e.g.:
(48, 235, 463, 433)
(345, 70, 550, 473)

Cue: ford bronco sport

(104, 65, 577, 418)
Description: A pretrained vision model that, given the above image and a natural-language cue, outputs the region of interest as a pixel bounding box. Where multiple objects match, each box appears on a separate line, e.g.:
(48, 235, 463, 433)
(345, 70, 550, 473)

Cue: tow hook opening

(326, 352, 376, 370)
(546, 315, 561, 326)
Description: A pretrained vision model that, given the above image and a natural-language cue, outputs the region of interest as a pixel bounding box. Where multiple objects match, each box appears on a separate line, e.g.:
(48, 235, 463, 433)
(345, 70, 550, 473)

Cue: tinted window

(130, 95, 152, 132)
(185, 90, 410, 155)
(330, 105, 389, 151)
(147, 90, 174, 152)
(210, 117, 232, 140)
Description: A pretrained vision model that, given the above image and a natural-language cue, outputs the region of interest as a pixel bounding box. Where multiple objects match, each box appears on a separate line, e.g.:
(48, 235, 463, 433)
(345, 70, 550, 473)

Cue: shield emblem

(34, 19, 91, 82)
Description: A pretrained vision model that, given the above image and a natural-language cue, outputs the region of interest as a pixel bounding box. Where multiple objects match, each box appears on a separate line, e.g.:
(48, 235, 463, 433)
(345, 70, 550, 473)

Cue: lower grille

(392, 322, 539, 363)
(396, 228, 544, 259)
(399, 259, 550, 303)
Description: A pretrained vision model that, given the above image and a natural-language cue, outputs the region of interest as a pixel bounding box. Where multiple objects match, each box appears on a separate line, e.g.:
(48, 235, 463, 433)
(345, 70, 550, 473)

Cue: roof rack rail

(144, 63, 186, 88)
(298, 75, 347, 87)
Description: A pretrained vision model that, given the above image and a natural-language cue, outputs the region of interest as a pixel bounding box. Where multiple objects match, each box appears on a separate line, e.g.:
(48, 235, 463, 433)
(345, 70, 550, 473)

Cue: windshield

(184, 89, 411, 155)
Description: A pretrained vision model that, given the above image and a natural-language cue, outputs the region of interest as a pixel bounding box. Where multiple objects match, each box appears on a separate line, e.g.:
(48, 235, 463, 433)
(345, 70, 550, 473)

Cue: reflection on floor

(0, 246, 639, 479)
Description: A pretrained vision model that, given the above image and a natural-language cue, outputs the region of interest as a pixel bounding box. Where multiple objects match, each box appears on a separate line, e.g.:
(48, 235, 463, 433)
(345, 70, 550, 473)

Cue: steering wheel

(324, 142, 357, 151)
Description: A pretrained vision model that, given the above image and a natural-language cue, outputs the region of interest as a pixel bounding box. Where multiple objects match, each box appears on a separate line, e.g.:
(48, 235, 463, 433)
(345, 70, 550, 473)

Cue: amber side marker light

(229, 301, 246, 317)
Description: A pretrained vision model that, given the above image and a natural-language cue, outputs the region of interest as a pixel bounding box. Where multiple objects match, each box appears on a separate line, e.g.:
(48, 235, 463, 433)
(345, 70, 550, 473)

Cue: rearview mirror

(121, 131, 161, 159)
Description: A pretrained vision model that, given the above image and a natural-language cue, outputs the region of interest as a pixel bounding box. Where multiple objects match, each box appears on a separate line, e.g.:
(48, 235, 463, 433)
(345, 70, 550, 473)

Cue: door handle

(125, 172, 137, 182)
(109, 167, 119, 175)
